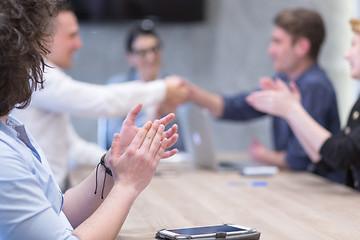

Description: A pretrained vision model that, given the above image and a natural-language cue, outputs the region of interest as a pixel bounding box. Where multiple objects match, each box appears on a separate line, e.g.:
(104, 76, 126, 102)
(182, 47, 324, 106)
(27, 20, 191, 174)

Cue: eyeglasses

(131, 45, 161, 57)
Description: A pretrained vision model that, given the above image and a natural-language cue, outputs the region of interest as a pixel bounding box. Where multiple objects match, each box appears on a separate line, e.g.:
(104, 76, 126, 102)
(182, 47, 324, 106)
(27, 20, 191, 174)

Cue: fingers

(141, 122, 179, 160)
(144, 121, 178, 158)
(108, 133, 121, 170)
(164, 133, 179, 149)
(246, 91, 262, 106)
(163, 124, 178, 139)
(161, 149, 178, 159)
(158, 113, 175, 127)
(110, 133, 121, 159)
(124, 112, 180, 164)
(275, 78, 290, 92)
(141, 120, 162, 152)
(259, 77, 276, 90)
(289, 81, 301, 101)
(289, 82, 298, 93)
(259, 77, 291, 93)
(148, 123, 165, 158)
(152, 138, 171, 163)
(130, 121, 152, 150)
(246, 91, 271, 112)
(123, 103, 142, 127)
(158, 137, 179, 159)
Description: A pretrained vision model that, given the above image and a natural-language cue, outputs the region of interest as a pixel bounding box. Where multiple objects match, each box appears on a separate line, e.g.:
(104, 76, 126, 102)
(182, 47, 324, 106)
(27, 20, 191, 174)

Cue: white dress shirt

(11, 62, 166, 190)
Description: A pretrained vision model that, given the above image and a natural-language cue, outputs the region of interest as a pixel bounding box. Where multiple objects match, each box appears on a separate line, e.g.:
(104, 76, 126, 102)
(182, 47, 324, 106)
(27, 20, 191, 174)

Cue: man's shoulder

(299, 65, 333, 89)
(304, 64, 329, 79)
(43, 64, 70, 84)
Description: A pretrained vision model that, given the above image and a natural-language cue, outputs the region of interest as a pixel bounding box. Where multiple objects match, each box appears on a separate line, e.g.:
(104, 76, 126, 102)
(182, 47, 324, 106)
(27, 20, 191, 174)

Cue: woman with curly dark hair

(0, 0, 179, 239)
(0, 0, 54, 116)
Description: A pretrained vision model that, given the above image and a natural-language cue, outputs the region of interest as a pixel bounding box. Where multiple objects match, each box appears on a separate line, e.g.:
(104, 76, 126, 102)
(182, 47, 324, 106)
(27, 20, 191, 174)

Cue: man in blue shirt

(188, 8, 344, 183)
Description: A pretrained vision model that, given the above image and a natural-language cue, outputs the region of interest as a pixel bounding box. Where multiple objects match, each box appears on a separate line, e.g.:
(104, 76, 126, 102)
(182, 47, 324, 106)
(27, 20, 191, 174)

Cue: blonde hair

(350, 18, 360, 34)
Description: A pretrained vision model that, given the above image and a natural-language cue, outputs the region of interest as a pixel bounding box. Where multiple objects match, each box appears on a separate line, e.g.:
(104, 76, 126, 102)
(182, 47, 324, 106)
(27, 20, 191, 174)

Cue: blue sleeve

(221, 91, 265, 121)
(0, 145, 79, 240)
(299, 81, 340, 134)
(284, 79, 340, 170)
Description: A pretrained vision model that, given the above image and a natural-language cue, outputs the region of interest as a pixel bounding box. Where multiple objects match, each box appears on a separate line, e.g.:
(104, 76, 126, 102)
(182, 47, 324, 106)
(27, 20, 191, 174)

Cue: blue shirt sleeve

(0, 144, 79, 240)
(221, 91, 265, 121)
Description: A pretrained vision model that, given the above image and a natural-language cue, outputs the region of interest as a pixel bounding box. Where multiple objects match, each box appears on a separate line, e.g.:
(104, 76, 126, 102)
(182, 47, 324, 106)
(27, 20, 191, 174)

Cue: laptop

(179, 104, 278, 175)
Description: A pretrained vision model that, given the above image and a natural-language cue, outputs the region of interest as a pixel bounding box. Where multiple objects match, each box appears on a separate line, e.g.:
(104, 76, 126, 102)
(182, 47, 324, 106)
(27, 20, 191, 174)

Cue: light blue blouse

(0, 115, 78, 239)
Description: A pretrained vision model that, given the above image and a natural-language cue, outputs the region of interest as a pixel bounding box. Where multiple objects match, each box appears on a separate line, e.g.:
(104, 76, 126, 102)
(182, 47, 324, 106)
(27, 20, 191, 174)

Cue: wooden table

(114, 163, 360, 240)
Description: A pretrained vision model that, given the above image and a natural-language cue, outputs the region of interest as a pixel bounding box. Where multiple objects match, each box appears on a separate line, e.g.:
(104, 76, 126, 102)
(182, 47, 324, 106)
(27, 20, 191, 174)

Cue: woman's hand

(109, 120, 171, 196)
(119, 103, 178, 157)
(246, 78, 301, 118)
(103, 103, 179, 170)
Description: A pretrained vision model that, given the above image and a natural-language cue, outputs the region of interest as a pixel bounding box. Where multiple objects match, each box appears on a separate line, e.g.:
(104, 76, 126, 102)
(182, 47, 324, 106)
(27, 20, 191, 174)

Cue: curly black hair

(0, 0, 60, 116)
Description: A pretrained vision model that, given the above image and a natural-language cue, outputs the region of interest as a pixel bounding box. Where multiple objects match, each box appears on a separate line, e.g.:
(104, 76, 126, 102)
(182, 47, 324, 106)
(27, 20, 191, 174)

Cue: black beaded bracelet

(94, 154, 113, 199)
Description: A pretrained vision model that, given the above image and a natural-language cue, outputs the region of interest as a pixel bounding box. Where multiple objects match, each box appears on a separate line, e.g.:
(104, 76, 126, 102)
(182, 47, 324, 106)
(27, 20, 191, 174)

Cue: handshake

(163, 75, 191, 107)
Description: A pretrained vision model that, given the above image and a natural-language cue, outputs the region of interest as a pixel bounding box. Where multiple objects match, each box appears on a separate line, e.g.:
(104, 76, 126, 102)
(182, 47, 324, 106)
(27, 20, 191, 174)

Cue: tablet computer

(155, 224, 261, 240)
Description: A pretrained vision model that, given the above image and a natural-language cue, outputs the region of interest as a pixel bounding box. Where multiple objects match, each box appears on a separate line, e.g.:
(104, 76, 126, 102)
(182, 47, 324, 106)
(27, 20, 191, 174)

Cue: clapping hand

(105, 103, 179, 195)
(246, 77, 301, 117)
(119, 103, 178, 157)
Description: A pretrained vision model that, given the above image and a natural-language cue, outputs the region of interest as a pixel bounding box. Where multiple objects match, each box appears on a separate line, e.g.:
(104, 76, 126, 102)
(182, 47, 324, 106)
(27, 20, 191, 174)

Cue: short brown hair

(274, 8, 325, 60)
(0, 0, 59, 116)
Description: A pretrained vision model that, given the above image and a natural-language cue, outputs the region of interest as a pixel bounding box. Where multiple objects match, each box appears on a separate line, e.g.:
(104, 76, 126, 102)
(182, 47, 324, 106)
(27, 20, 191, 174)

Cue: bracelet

(94, 154, 113, 199)
(100, 154, 113, 177)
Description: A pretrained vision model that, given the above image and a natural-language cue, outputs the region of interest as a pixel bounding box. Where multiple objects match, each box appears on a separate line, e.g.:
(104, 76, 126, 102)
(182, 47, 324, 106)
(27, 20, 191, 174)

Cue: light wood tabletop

(112, 163, 360, 240)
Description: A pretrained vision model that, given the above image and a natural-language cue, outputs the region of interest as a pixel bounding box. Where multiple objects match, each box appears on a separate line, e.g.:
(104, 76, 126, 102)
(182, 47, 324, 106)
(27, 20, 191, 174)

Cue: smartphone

(156, 224, 258, 239)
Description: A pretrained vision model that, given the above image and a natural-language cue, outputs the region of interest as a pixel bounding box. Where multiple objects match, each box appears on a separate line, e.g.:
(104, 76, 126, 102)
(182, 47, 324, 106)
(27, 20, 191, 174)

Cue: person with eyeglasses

(11, 2, 189, 192)
(187, 8, 344, 183)
(98, 20, 186, 151)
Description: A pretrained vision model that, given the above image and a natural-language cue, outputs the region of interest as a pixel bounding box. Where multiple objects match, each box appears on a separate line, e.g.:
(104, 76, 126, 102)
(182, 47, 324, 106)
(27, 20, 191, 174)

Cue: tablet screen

(168, 225, 247, 235)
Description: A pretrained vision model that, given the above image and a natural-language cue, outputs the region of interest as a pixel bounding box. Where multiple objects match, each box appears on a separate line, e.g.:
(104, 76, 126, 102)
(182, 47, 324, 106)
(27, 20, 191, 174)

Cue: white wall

(69, 0, 355, 153)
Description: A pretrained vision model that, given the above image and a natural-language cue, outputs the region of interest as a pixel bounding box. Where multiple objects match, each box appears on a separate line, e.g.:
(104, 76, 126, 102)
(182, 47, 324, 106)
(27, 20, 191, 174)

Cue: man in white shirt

(12, 2, 189, 191)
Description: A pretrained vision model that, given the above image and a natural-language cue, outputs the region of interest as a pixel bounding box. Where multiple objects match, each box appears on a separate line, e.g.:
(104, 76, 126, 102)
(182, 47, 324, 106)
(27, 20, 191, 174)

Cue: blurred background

(68, 0, 359, 154)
